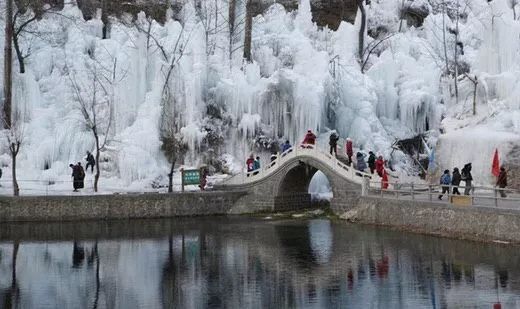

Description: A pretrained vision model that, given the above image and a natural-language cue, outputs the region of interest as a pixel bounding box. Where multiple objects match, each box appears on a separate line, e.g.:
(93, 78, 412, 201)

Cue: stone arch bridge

(215, 146, 378, 212)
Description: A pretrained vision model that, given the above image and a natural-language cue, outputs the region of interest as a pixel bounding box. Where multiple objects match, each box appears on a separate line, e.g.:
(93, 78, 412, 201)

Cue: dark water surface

(0, 217, 519, 309)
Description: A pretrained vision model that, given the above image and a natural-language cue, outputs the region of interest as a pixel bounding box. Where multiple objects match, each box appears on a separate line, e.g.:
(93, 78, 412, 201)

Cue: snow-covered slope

(0, 0, 518, 193)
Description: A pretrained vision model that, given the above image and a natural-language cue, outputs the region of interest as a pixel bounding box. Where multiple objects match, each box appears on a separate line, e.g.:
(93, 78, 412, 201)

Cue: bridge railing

(366, 180, 520, 210)
(224, 144, 376, 185)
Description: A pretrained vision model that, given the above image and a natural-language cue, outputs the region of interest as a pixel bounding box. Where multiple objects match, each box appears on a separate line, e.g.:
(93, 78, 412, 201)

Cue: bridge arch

(273, 156, 347, 211)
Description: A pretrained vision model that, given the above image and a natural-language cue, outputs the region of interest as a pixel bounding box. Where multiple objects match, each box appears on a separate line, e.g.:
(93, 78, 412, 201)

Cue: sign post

(181, 169, 200, 192)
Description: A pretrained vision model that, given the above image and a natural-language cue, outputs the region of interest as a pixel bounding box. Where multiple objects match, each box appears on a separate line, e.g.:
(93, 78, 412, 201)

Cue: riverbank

(334, 196, 520, 244)
(0, 191, 246, 222)
(0, 192, 519, 245)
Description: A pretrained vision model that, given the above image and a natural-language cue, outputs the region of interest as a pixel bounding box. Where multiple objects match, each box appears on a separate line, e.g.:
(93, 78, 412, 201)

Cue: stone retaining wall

(334, 196, 520, 243)
(0, 191, 246, 223)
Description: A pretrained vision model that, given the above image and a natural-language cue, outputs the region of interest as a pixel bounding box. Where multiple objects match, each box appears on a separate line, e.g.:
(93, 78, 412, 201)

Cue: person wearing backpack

(438, 169, 451, 200)
(461, 163, 473, 195)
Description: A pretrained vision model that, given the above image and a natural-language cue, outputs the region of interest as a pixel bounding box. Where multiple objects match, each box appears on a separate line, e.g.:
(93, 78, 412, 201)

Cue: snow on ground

(0, 0, 519, 195)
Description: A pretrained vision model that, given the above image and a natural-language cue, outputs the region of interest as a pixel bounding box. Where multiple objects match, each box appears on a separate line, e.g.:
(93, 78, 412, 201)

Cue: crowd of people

(245, 130, 391, 189)
(241, 129, 511, 199)
(438, 163, 508, 200)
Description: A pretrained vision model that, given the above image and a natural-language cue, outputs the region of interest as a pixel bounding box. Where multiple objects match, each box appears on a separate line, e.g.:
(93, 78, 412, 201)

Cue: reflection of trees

(2, 242, 19, 309)
(92, 241, 100, 309)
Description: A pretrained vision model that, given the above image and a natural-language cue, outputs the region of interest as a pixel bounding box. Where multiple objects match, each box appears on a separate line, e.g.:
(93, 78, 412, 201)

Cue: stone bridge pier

(216, 155, 362, 213)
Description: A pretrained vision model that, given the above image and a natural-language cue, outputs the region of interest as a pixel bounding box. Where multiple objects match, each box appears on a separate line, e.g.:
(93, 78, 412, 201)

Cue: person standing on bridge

(281, 140, 292, 153)
(246, 154, 255, 175)
(496, 166, 508, 198)
(461, 163, 473, 195)
(375, 155, 385, 177)
(346, 138, 354, 165)
(451, 167, 462, 195)
(368, 151, 376, 174)
(329, 131, 339, 155)
(356, 152, 367, 172)
(302, 130, 316, 148)
(438, 169, 451, 200)
(253, 156, 261, 175)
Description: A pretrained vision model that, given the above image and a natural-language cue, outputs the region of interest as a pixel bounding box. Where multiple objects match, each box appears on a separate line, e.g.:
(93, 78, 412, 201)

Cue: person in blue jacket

(438, 169, 451, 200)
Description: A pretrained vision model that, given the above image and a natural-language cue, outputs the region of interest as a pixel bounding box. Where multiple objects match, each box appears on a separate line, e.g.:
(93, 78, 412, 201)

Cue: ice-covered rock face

(0, 0, 519, 190)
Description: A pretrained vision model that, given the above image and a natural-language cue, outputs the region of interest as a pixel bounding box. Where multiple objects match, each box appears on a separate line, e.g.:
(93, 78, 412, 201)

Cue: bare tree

(69, 56, 120, 192)
(136, 16, 193, 192)
(10, 0, 64, 74)
(463, 73, 478, 115)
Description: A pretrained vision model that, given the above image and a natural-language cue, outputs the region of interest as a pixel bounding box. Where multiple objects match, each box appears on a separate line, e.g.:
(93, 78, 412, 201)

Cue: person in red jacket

(381, 169, 389, 190)
(301, 130, 316, 148)
(345, 138, 353, 165)
(246, 154, 255, 175)
(375, 155, 385, 177)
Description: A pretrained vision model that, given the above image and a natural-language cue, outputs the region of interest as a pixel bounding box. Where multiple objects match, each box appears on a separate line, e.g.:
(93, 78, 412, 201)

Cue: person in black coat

(461, 163, 473, 195)
(451, 167, 461, 195)
(329, 132, 339, 155)
(86, 151, 95, 173)
(368, 151, 376, 174)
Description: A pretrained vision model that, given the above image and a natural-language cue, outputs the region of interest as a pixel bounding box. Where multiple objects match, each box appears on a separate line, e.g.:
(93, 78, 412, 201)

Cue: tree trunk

(101, 0, 109, 39)
(94, 132, 100, 192)
(243, 0, 253, 63)
(454, 0, 459, 104)
(3, 0, 14, 129)
(228, 0, 236, 65)
(168, 159, 175, 193)
(12, 34, 25, 74)
(11, 143, 19, 197)
(472, 76, 478, 115)
(357, 0, 367, 60)
(442, 1, 450, 76)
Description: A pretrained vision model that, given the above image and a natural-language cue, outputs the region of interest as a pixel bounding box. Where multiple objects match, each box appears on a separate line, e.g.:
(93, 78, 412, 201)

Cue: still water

(0, 217, 519, 309)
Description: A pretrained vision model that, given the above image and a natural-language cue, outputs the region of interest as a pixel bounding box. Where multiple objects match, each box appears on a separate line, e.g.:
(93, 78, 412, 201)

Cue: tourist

(301, 129, 316, 148)
(381, 169, 389, 189)
(85, 151, 95, 173)
(438, 169, 451, 200)
(375, 155, 385, 177)
(345, 138, 353, 165)
(368, 151, 376, 174)
(329, 131, 339, 155)
(451, 167, 462, 195)
(199, 168, 209, 191)
(77, 162, 85, 189)
(496, 167, 508, 198)
(246, 154, 255, 175)
(356, 152, 367, 172)
(70, 163, 82, 192)
(253, 156, 261, 175)
(281, 140, 292, 153)
(461, 163, 473, 195)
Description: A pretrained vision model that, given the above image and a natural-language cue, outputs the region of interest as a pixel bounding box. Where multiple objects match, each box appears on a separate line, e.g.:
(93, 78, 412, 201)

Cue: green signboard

(182, 169, 200, 191)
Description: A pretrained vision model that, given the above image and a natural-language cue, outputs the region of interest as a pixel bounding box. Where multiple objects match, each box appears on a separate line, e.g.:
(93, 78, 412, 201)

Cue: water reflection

(0, 218, 519, 308)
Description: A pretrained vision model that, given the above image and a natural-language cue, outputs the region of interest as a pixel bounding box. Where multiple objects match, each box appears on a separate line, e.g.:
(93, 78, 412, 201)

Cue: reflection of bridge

(216, 146, 373, 211)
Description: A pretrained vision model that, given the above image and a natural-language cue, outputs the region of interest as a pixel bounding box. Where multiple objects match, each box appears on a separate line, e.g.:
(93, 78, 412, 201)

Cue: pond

(0, 217, 519, 308)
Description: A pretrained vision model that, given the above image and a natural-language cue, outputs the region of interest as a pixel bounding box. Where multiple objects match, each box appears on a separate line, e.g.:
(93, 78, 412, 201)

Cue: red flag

(492, 149, 500, 177)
